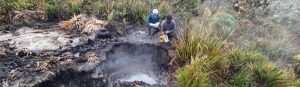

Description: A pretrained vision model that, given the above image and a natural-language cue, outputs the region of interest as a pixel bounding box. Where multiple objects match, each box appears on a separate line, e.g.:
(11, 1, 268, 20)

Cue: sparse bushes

(0, 0, 167, 24)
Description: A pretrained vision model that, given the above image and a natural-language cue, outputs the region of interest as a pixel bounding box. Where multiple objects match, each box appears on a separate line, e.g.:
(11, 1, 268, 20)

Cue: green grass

(46, 4, 60, 18)
(248, 62, 298, 87)
(127, 1, 149, 24)
(1, 1, 300, 86)
(66, 1, 83, 15)
(175, 8, 300, 86)
(158, 2, 170, 19)
(176, 55, 211, 87)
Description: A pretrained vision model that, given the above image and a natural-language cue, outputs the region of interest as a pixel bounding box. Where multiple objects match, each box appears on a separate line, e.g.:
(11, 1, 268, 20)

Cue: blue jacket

(146, 13, 160, 26)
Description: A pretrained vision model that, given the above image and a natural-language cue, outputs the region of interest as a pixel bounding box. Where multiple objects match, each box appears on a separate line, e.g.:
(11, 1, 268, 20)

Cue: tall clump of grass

(112, 1, 127, 21)
(46, 3, 60, 20)
(4, 0, 31, 11)
(175, 8, 231, 85)
(176, 55, 211, 87)
(14, 0, 32, 10)
(4, 1, 16, 11)
(249, 62, 300, 86)
(92, 1, 112, 16)
(175, 7, 300, 86)
(175, 23, 230, 85)
(29, 0, 47, 11)
(226, 48, 267, 86)
(0, 4, 5, 24)
(211, 11, 237, 39)
(66, 1, 83, 16)
(158, 2, 170, 19)
(171, 0, 200, 16)
(127, 1, 149, 25)
(267, 38, 294, 61)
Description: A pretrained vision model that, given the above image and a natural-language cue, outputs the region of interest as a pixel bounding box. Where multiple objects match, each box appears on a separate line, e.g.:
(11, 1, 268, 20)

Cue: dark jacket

(161, 20, 176, 33)
(146, 13, 160, 26)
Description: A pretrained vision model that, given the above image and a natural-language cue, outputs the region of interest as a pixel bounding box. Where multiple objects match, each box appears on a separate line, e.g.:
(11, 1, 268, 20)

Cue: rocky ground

(0, 22, 176, 87)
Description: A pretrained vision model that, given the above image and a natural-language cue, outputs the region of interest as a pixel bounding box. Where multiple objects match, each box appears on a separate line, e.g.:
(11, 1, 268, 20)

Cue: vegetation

(46, 4, 60, 19)
(0, 0, 300, 86)
(174, 6, 300, 87)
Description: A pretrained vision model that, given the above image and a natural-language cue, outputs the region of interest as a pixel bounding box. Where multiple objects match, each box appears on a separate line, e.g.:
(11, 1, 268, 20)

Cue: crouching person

(161, 14, 176, 40)
(146, 9, 160, 38)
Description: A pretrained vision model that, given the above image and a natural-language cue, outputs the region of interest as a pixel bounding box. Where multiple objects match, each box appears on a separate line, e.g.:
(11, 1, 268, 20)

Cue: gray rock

(96, 29, 111, 38)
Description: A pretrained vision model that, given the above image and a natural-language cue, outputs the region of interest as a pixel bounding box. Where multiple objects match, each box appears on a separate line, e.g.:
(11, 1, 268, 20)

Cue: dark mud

(0, 22, 175, 87)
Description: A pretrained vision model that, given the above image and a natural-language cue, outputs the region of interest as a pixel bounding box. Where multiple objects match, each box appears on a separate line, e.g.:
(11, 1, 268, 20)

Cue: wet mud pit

(38, 43, 170, 87)
(0, 22, 173, 87)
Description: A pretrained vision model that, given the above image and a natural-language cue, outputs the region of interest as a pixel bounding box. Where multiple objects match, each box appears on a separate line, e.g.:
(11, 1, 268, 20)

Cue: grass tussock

(175, 7, 300, 87)
(176, 55, 211, 87)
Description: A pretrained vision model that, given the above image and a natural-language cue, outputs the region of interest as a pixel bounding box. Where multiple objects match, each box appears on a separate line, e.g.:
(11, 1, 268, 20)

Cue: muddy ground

(0, 22, 177, 87)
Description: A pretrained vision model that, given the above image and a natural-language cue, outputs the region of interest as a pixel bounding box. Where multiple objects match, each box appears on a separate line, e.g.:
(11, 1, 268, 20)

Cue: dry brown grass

(36, 56, 58, 70)
(84, 52, 99, 63)
(59, 14, 85, 30)
(29, 0, 47, 11)
(217, 6, 223, 18)
(203, 8, 212, 18)
(83, 17, 108, 33)
(61, 52, 74, 60)
(12, 10, 47, 23)
(0, 42, 6, 58)
(59, 14, 108, 33)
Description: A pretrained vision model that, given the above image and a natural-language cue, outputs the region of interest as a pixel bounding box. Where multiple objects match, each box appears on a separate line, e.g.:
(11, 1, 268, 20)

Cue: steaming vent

(104, 43, 170, 86)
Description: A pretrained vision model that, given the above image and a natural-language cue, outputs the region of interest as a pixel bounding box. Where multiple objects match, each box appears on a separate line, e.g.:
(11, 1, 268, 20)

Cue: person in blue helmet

(146, 9, 160, 38)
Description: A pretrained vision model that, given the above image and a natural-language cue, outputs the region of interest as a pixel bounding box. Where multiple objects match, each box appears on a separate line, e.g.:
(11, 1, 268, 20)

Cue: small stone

(74, 53, 80, 57)
(273, 15, 279, 18)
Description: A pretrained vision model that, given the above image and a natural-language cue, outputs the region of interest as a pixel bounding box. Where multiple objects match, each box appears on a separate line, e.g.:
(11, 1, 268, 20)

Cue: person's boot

(148, 27, 152, 39)
(152, 28, 160, 36)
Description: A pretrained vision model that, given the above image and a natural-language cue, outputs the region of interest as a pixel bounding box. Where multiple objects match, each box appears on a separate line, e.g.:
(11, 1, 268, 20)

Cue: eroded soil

(0, 22, 176, 87)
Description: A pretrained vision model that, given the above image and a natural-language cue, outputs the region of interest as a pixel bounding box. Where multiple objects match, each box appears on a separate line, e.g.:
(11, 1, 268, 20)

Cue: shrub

(113, 1, 127, 20)
(29, 0, 47, 11)
(66, 1, 83, 15)
(46, 4, 60, 19)
(107, 11, 115, 21)
(14, 0, 32, 10)
(127, 1, 149, 25)
(227, 68, 253, 87)
(229, 48, 268, 72)
(212, 12, 237, 32)
(249, 62, 292, 86)
(5, 1, 16, 11)
(174, 19, 230, 84)
(267, 38, 293, 61)
(158, 2, 170, 18)
(91, 2, 110, 15)
(176, 55, 211, 87)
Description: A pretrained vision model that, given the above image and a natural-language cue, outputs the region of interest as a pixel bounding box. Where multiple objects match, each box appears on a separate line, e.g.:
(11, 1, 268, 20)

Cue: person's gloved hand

(150, 22, 160, 28)
(150, 23, 155, 27)
(153, 22, 160, 28)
